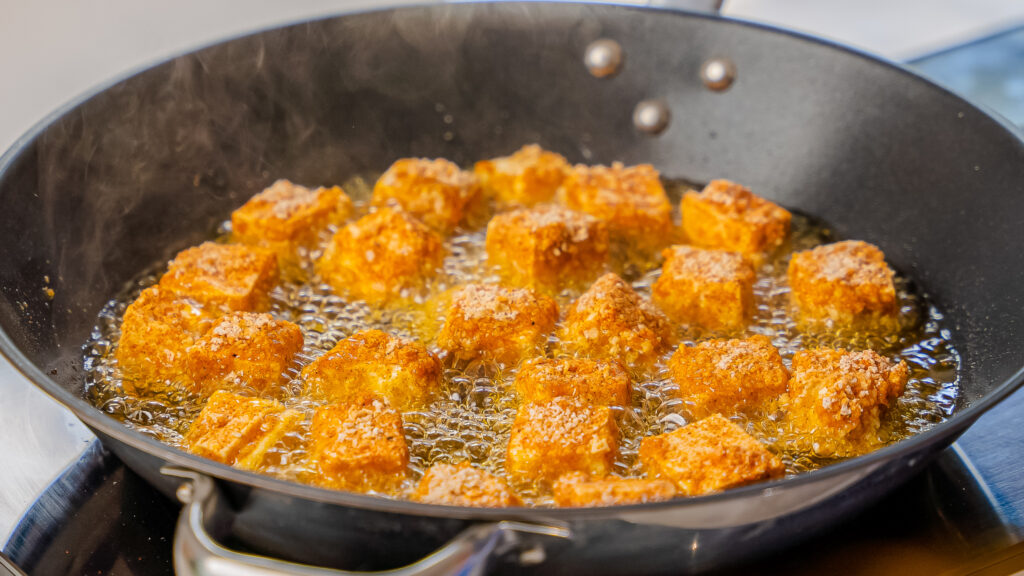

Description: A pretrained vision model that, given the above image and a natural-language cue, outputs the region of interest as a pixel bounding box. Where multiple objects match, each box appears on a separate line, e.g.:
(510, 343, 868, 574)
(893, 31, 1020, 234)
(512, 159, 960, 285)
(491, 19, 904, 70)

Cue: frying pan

(1, 2, 1022, 574)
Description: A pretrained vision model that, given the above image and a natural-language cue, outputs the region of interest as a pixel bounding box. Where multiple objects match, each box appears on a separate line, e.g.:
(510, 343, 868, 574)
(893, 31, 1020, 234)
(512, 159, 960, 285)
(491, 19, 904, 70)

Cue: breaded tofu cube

(184, 312, 303, 397)
(485, 205, 608, 291)
(558, 162, 674, 255)
(474, 144, 569, 207)
(652, 245, 756, 332)
(307, 397, 409, 493)
(505, 397, 618, 484)
(372, 158, 481, 234)
(437, 283, 558, 365)
(159, 242, 278, 313)
(317, 207, 445, 304)
(116, 286, 214, 395)
(231, 179, 354, 247)
(787, 240, 898, 328)
(787, 348, 908, 457)
(552, 473, 676, 507)
(184, 390, 300, 470)
(412, 462, 521, 507)
(301, 329, 442, 411)
(559, 273, 675, 370)
(681, 179, 792, 254)
(639, 414, 784, 496)
(667, 335, 789, 418)
(514, 357, 631, 407)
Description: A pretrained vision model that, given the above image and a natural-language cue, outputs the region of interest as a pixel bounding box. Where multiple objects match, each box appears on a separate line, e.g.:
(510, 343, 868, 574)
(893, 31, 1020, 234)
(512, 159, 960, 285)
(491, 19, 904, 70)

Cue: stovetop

(3, 22, 1023, 576)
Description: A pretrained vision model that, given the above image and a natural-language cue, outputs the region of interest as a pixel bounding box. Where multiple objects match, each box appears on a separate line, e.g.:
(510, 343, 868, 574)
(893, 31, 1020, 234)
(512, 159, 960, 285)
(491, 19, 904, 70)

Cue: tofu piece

(412, 462, 521, 507)
(514, 357, 631, 407)
(231, 179, 353, 246)
(558, 163, 674, 254)
(681, 180, 792, 254)
(474, 144, 569, 207)
(184, 390, 300, 470)
(437, 283, 558, 365)
(307, 398, 409, 493)
(301, 330, 442, 411)
(184, 312, 304, 397)
(639, 414, 784, 496)
(159, 242, 278, 313)
(372, 158, 481, 234)
(552, 473, 676, 507)
(787, 240, 898, 328)
(651, 245, 756, 332)
(667, 335, 789, 418)
(485, 205, 608, 291)
(116, 285, 214, 395)
(787, 348, 909, 457)
(317, 207, 445, 304)
(559, 273, 675, 370)
(505, 397, 619, 484)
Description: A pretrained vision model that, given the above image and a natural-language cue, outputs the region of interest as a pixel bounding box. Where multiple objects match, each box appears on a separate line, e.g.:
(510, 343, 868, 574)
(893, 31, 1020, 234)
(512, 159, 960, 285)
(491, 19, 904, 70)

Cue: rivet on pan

(176, 482, 195, 504)
(584, 39, 623, 78)
(701, 58, 736, 91)
(633, 99, 671, 135)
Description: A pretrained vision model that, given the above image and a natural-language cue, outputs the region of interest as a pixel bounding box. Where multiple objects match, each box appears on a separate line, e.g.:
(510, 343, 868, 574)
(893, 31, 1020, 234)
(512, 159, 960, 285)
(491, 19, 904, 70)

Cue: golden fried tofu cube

(307, 398, 409, 493)
(652, 245, 756, 332)
(231, 179, 354, 246)
(667, 335, 788, 418)
(514, 357, 630, 407)
(116, 286, 214, 395)
(681, 179, 792, 254)
(639, 414, 784, 496)
(474, 144, 569, 207)
(559, 273, 675, 370)
(184, 312, 303, 397)
(159, 242, 278, 313)
(505, 397, 618, 484)
(558, 163, 673, 254)
(184, 390, 300, 470)
(787, 240, 898, 328)
(412, 462, 521, 507)
(372, 158, 481, 234)
(302, 330, 442, 411)
(437, 284, 558, 365)
(787, 348, 908, 457)
(485, 205, 608, 291)
(552, 473, 676, 507)
(317, 207, 445, 304)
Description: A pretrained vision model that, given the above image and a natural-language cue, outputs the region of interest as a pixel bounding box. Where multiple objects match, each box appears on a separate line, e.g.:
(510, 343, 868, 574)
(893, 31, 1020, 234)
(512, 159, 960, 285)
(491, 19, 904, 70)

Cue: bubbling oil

(81, 179, 960, 506)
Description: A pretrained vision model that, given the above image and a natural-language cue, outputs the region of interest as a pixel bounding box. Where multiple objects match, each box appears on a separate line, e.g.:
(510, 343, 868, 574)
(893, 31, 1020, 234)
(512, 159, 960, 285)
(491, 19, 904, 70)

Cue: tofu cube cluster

(681, 179, 791, 255)
(514, 357, 631, 407)
(412, 462, 521, 507)
(652, 245, 756, 332)
(184, 390, 300, 470)
(372, 158, 481, 234)
(474, 144, 569, 208)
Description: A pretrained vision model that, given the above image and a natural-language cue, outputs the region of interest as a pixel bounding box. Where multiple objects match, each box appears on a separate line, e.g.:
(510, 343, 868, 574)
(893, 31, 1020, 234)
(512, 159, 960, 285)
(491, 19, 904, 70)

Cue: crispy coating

(553, 473, 676, 507)
(302, 330, 442, 411)
(514, 357, 631, 406)
(667, 335, 789, 418)
(116, 286, 214, 394)
(639, 414, 784, 496)
(681, 180, 791, 254)
(485, 205, 608, 291)
(184, 312, 303, 397)
(231, 179, 353, 246)
(437, 283, 558, 365)
(559, 273, 675, 370)
(372, 158, 481, 234)
(652, 245, 756, 332)
(317, 207, 445, 304)
(474, 144, 569, 207)
(412, 462, 521, 507)
(787, 348, 908, 457)
(558, 163, 674, 254)
(184, 390, 300, 470)
(787, 240, 898, 328)
(506, 397, 618, 484)
(159, 242, 278, 313)
(307, 397, 409, 493)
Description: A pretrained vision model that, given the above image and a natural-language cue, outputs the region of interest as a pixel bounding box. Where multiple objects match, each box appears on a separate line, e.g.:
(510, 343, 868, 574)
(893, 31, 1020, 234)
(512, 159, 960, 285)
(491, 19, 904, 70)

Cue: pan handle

(163, 468, 571, 576)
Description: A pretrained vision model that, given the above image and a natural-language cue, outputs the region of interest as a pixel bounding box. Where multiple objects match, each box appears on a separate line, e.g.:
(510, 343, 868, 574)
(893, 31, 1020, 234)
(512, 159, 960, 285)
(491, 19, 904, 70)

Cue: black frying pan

(1, 3, 1022, 575)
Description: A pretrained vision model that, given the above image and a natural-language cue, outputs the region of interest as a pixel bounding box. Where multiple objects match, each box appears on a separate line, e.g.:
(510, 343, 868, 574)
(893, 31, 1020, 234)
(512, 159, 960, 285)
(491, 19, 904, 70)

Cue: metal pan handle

(163, 468, 571, 576)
